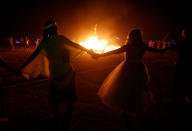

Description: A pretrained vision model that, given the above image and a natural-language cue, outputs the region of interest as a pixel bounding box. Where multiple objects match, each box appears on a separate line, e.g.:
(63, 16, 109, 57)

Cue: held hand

(86, 49, 95, 55)
(86, 49, 101, 59)
(86, 49, 97, 59)
(91, 52, 101, 60)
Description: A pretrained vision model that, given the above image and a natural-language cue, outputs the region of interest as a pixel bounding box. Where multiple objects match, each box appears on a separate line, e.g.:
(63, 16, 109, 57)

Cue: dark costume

(170, 38, 192, 103)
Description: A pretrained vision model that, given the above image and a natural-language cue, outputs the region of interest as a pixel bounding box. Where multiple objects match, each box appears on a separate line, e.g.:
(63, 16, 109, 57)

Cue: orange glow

(80, 24, 120, 53)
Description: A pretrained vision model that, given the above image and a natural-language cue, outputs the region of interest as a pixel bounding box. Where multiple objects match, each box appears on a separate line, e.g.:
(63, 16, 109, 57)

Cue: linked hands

(86, 49, 101, 60)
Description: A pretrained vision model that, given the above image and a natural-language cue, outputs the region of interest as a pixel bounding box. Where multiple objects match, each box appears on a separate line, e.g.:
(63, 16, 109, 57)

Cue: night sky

(0, 0, 191, 41)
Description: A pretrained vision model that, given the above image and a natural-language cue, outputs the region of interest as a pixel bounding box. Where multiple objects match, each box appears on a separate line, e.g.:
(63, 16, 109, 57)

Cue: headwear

(44, 20, 57, 30)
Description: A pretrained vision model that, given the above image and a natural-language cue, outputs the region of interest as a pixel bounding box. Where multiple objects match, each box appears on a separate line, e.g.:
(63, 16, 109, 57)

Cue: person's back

(124, 29, 145, 63)
(39, 35, 72, 78)
(125, 44, 145, 63)
(97, 29, 161, 130)
(18, 19, 95, 130)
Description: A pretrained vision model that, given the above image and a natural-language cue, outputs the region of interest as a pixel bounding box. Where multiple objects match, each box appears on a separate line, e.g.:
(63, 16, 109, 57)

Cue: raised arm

(69, 41, 89, 52)
(61, 36, 94, 54)
(100, 45, 127, 57)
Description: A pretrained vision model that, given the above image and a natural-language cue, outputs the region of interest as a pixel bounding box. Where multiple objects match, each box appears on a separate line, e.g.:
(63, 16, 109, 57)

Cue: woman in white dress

(96, 29, 163, 122)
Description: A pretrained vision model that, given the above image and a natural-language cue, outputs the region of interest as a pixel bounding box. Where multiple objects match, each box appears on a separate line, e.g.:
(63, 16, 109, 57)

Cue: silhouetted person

(9, 36, 15, 50)
(19, 20, 94, 130)
(0, 58, 15, 121)
(95, 29, 163, 130)
(164, 25, 192, 104)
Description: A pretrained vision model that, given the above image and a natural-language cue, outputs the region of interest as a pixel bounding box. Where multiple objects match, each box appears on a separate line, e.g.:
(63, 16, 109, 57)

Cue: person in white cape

(18, 20, 95, 130)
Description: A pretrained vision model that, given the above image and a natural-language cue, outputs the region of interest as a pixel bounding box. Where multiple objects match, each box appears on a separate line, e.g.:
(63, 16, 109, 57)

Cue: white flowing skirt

(98, 60, 154, 111)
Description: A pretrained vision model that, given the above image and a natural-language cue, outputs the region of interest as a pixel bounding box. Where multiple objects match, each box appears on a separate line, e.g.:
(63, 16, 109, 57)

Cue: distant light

(15, 40, 20, 44)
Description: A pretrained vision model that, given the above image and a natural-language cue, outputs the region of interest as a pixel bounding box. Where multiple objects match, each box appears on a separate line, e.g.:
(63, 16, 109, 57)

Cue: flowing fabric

(21, 35, 81, 105)
(21, 44, 82, 79)
(98, 44, 155, 112)
(22, 50, 50, 79)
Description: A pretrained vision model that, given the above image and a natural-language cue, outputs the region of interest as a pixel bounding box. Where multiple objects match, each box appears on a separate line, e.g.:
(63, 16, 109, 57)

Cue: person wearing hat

(19, 20, 95, 129)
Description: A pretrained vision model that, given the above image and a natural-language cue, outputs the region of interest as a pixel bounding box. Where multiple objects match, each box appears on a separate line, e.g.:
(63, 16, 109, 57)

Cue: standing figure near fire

(18, 20, 94, 130)
(163, 25, 192, 104)
(95, 29, 163, 128)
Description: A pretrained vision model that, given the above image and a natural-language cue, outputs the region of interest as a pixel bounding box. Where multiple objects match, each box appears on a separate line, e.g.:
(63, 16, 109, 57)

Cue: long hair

(127, 29, 145, 48)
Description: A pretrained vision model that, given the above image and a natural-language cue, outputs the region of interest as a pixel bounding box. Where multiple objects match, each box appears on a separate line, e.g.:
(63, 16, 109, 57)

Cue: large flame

(80, 24, 120, 53)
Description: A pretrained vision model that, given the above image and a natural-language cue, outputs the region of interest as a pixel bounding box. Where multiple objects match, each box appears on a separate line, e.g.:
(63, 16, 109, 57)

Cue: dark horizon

(0, 0, 191, 41)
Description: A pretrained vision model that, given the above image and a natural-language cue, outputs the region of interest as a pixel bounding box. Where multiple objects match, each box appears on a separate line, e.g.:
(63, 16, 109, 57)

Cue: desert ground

(0, 47, 191, 131)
